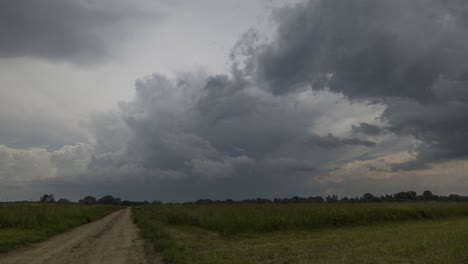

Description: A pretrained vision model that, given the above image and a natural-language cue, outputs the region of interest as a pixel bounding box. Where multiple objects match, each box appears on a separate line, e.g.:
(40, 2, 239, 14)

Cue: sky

(1, 0, 468, 202)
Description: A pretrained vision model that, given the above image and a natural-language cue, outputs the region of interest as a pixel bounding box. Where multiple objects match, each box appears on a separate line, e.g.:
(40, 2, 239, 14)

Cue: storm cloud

(80, 72, 380, 197)
(0, 71, 378, 200)
(244, 0, 468, 168)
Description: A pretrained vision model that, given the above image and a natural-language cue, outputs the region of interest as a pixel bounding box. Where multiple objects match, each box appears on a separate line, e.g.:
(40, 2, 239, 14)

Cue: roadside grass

(0, 203, 119, 252)
(133, 203, 468, 263)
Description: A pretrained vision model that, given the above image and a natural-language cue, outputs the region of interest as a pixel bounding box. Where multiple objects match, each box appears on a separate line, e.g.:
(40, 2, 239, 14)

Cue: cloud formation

(88, 72, 380, 188)
(1, 0, 467, 200)
(0, 69, 381, 200)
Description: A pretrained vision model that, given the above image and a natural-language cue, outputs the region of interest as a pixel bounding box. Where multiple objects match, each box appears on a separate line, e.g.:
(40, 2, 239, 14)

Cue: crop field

(133, 203, 468, 263)
(0, 203, 119, 252)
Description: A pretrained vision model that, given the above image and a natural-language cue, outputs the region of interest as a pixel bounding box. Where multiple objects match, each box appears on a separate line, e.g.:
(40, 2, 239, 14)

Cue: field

(0, 203, 119, 252)
(133, 202, 468, 263)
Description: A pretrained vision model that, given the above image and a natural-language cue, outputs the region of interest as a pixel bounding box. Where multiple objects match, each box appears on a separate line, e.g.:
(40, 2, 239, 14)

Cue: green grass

(0, 203, 119, 252)
(133, 202, 468, 263)
(135, 202, 468, 235)
(165, 218, 468, 264)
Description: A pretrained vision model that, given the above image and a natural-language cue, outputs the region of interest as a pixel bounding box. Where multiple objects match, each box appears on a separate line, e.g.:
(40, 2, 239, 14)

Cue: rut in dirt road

(0, 208, 161, 264)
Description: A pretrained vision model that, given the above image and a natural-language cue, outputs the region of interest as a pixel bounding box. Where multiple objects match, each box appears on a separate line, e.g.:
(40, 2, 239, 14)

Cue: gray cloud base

(0, 0, 157, 63)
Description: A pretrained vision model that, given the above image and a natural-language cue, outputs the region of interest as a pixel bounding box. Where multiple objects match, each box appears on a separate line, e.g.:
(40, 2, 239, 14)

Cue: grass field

(133, 203, 468, 263)
(0, 203, 119, 252)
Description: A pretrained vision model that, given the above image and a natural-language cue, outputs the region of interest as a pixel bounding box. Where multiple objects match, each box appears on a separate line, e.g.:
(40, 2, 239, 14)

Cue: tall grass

(0, 203, 119, 252)
(138, 202, 468, 235)
(134, 202, 468, 263)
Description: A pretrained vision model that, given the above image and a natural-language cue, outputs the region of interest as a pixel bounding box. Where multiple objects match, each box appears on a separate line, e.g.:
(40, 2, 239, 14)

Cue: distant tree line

(34, 194, 151, 206)
(189, 191, 468, 205)
(77, 195, 150, 206)
(27, 191, 468, 206)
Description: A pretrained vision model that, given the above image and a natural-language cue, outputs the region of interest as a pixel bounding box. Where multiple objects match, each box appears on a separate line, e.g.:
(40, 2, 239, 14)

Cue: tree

(195, 199, 214, 204)
(57, 198, 72, 204)
(79, 196, 97, 205)
(362, 193, 379, 202)
(394, 191, 417, 201)
(39, 194, 55, 203)
(97, 195, 121, 205)
(325, 195, 338, 203)
(308, 196, 325, 203)
(422, 190, 435, 200)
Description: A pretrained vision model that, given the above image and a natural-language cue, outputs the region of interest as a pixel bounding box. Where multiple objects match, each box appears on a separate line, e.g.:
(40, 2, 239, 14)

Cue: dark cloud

(242, 0, 468, 168)
(306, 133, 376, 148)
(352, 123, 383, 135)
(0, 0, 157, 62)
(61, 70, 378, 200)
(383, 98, 468, 169)
(253, 0, 468, 99)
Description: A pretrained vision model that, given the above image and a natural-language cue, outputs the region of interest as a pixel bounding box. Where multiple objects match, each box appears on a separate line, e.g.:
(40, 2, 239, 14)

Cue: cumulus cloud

(104, 72, 381, 184)
(20, 68, 377, 200)
(0, 0, 159, 63)
(0, 143, 94, 188)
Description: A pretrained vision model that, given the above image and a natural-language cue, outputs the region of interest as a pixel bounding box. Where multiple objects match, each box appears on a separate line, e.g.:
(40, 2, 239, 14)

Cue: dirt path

(0, 208, 161, 264)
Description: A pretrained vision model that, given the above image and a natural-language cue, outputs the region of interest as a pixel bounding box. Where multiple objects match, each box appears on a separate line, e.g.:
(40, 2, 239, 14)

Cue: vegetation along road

(0, 208, 160, 264)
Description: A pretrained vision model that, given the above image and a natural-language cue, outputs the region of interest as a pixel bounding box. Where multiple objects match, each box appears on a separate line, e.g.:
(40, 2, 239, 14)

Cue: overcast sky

(1, 0, 467, 202)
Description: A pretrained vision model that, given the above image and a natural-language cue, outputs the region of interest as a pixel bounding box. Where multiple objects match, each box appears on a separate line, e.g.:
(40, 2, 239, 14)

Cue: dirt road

(0, 208, 161, 264)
